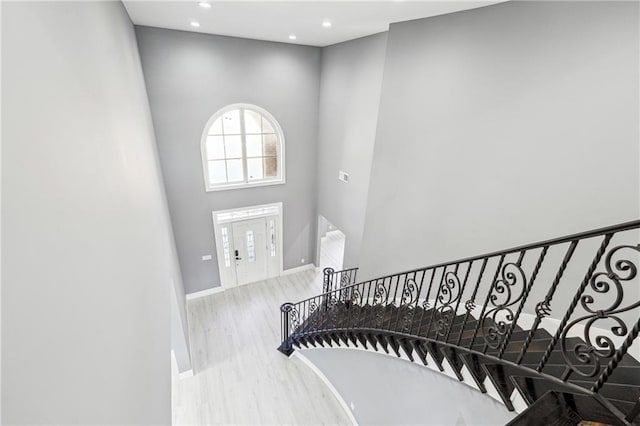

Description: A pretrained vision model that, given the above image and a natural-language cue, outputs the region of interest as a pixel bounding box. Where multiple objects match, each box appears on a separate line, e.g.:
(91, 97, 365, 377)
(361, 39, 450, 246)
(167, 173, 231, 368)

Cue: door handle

(235, 249, 242, 261)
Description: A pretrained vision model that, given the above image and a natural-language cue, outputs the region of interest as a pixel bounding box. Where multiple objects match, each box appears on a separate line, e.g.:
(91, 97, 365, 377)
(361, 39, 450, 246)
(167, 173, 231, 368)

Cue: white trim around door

(212, 202, 284, 289)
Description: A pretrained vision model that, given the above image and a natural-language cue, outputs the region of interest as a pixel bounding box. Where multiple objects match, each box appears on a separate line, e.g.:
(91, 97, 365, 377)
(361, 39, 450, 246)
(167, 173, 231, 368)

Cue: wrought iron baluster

(366, 280, 375, 326)
(535, 237, 610, 373)
(478, 250, 527, 353)
(457, 258, 487, 346)
(322, 267, 334, 311)
(592, 317, 640, 392)
(386, 274, 401, 330)
(426, 266, 448, 338)
(469, 255, 505, 351)
(514, 240, 578, 365)
(394, 274, 408, 331)
(401, 271, 422, 333)
(418, 268, 437, 334)
(445, 261, 473, 342)
(498, 247, 548, 358)
(434, 263, 460, 341)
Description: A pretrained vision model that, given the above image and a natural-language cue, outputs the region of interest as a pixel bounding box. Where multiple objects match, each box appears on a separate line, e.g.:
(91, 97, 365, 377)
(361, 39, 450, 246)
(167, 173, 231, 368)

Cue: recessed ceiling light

(198, 2, 212, 8)
(288, 34, 297, 40)
(190, 21, 201, 28)
(322, 20, 332, 28)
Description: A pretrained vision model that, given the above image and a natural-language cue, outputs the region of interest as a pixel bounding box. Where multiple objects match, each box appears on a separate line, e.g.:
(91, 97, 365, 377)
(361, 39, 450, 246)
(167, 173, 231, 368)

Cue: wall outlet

(301, 258, 305, 264)
(338, 170, 349, 183)
(202, 254, 212, 261)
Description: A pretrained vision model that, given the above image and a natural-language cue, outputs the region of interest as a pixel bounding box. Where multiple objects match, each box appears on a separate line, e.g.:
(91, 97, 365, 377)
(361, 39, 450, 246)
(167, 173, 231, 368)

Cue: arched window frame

(200, 103, 286, 192)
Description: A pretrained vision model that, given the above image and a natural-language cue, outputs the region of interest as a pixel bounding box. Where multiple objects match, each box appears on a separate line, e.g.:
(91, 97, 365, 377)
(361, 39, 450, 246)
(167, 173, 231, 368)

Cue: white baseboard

(282, 264, 315, 276)
(293, 351, 358, 425)
(186, 285, 225, 301)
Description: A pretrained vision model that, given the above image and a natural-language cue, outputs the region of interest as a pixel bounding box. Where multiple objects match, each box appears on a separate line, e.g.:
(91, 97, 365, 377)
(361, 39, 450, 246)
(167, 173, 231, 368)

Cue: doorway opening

(316, 215, 345, 271)
(212, 202, 283, 288)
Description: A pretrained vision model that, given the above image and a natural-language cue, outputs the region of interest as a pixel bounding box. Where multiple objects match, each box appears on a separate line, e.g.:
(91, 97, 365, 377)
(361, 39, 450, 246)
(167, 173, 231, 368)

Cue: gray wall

(359, 1, 639, 284)
(136, 27, 321, 294)
(2, 2, 180, 424)
(316, 33, 387, 268)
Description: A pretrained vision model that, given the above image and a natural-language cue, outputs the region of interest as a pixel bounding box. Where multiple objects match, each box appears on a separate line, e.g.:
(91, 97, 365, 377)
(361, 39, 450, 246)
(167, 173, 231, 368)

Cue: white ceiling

(123, 1, 506, 47)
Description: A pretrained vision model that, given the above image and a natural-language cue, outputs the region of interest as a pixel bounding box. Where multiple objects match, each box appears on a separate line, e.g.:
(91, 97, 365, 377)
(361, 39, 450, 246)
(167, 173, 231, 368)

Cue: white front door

(232, 218, 268, 286)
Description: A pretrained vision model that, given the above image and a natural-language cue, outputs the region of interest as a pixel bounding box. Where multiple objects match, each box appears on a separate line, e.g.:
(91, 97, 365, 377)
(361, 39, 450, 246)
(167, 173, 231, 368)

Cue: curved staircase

(278, 221, 640, 425)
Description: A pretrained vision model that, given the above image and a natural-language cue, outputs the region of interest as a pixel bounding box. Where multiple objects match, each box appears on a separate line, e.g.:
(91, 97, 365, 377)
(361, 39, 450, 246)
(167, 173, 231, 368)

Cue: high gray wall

(136, 27, 321, 294)
(2, 2, 180, 424)
(359, 1, 639, 283)
(316, 33, 388, 268)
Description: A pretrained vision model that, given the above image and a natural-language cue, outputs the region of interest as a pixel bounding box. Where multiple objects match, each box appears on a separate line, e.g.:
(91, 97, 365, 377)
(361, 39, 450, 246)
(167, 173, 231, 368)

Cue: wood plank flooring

(172, 231, 350, 425)
(319, 230, 345, 271)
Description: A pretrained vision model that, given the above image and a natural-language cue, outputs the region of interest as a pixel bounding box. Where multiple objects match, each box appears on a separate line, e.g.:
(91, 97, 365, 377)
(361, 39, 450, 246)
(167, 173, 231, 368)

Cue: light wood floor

(172, 233, 349, 425)
(318, 230, 345, 271)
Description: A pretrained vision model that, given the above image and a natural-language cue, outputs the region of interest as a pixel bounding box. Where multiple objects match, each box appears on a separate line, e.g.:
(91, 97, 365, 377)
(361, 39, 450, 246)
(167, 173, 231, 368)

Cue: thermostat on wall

(338, 171, 349, 183)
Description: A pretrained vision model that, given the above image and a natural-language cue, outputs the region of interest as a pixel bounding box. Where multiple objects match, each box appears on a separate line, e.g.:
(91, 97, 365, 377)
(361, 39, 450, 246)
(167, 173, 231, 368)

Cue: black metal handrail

(279, 219, 640, 422)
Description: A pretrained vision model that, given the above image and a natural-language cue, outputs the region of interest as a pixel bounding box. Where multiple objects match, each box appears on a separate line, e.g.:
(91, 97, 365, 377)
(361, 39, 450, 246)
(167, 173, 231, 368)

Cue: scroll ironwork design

(373, 279, 388, 327)
(481, 261, 527, 349)
(560, 244, 640, 378)
(400, 278, 419, 332)
(434, 272, 462, 336)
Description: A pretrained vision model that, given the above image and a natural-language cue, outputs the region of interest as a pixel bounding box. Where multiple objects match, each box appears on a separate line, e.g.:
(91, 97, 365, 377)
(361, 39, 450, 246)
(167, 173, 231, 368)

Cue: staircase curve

(278, 220, 640, 425)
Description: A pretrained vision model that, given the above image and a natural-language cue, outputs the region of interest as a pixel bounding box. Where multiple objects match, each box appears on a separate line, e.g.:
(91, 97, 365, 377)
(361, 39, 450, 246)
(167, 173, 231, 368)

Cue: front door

(232, 218, 268, 286)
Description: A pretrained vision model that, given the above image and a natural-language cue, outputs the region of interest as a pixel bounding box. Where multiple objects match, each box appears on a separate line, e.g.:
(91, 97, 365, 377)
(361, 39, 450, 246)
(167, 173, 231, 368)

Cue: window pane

(206, 136, 225, 160)
(208, 117, 223, 135)
(222, 109, 241, 134)
(208, 160, 227, 184)
(264, 157, 278, 177)
(262, 116, 275, 134)
(263, 134, 278, 156)
(247, 158, 264, 181)
(246, 134, 262, 157)
(244, 109, 262, 134)
(226, 159, 244, 182)
(224, 135, 242, 158)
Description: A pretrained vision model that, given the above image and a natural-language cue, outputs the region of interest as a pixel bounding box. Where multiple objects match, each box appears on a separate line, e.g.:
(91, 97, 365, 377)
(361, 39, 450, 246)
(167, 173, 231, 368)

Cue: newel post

(322, 267, 335, 310)
(278, 303, 295, 356)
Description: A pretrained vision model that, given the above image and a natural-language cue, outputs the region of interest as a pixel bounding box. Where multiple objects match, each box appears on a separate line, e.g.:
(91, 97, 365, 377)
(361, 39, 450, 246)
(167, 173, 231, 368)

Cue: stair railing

(279, 220, 640, 418)
(321, 267, 359, 308)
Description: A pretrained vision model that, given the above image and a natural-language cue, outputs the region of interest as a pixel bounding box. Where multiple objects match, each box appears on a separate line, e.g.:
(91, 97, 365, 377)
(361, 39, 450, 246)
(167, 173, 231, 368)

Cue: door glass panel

(246, 230, 255, 262)
(221, 227, 231, 267)
(269, 219, 276, 257)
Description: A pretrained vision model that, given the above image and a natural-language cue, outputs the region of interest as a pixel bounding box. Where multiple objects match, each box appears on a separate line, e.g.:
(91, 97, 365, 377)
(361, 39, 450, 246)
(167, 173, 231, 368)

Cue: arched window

(201, 104, 285, 191)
